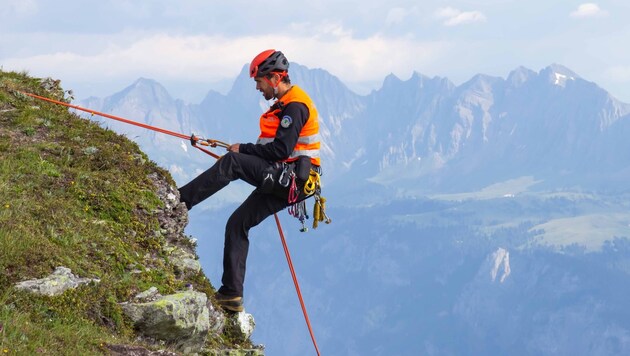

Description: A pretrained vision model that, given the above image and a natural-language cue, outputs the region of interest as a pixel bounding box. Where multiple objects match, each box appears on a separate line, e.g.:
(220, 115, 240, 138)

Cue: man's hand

(228, 143, 240, 153)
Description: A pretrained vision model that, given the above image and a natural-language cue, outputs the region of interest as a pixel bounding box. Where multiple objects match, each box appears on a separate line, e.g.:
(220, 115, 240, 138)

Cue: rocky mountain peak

(541, 63, 581, 87)
(507, 66, 536, 87)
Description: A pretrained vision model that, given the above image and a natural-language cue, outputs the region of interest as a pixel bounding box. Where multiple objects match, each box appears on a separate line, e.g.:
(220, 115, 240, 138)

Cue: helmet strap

(263, 72, 287, 98)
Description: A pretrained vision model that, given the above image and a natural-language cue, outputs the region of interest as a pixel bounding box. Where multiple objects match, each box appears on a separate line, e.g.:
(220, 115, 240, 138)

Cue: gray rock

(207, 300, 225, 337)
(224, 311, 256, 342)
(147, 172, 188, 238)
(201, 348, 265, 356)
(40, 77, 61, 92)
(134, 287, 161, 302)
(14, 266, 100, 296)
(121, 290, 210, 354)
(164, 243, 201, 274)
(83, 146, 99, 155)
(106, 344, 179, 355)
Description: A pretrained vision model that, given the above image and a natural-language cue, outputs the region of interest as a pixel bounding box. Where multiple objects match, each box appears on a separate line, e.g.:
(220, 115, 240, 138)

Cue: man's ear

(271, 73, 281, 84)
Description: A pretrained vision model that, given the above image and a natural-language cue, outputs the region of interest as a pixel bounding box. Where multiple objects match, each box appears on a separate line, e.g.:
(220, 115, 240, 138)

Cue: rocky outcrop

(490, 247, 511, 283)
(224, 311, 256, 342)
(148, 172, 188, 239)
(163, 242, 202, 274)
(121, 290, 212, 354)
(12, 170, 262, 354)
(121, 287, 258, 354)
(120, 173, 261, 354)
(14, 266, 100, 296)
(106, 344, 179, 356)
(148, 172, 201, 277)
(202, 348, 265, 356)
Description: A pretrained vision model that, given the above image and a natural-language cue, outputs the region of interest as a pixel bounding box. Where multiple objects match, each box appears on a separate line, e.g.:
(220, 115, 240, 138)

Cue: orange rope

(20, 91, 224, 158)
(274, 214, 322, 356)
(22, 90, 321, 355)
(21, 92, 191, 140)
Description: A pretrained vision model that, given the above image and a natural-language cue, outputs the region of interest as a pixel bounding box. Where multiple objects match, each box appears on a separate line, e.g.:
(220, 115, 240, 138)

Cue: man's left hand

(228, 143, 240, 153)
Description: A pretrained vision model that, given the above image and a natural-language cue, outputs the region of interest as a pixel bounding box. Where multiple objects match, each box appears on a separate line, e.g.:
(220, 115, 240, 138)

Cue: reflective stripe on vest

(257, 85, 321, 166)
(297, 133, 320, 145)
(290, 149, 320, 160)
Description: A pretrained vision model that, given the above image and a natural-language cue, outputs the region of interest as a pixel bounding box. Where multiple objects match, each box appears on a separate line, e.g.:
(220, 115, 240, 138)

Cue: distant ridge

(81, 63, 630, 193)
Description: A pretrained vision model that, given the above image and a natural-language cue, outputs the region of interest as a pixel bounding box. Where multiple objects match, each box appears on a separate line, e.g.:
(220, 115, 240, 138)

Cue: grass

(429, 176, 543, 201)
(0, 70, 249, 354)
(528, 213, 630, 252)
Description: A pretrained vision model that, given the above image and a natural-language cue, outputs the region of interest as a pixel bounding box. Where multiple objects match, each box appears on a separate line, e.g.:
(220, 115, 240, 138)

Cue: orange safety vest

(256, 85, 321, 166)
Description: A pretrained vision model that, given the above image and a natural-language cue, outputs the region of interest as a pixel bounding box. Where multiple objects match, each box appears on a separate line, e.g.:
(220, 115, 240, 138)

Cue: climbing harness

(19, 90, 322, 356)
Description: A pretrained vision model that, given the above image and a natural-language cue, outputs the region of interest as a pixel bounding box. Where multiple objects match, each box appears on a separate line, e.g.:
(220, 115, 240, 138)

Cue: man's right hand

(228, 143, 240, 153)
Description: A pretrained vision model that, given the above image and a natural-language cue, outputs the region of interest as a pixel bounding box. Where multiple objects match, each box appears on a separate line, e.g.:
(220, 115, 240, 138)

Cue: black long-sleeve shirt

(239, 102, 309, 162)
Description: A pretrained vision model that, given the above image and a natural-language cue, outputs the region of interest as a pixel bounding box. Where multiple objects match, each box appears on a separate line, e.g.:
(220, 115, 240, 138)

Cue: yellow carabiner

(303, 170, 319, 195)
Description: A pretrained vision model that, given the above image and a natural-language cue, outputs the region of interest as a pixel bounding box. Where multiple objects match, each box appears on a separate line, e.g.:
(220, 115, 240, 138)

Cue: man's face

(254, 75, 277, 101)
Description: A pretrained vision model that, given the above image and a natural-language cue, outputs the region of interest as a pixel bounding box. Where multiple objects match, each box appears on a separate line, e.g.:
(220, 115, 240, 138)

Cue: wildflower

(3, 204, 8, 209)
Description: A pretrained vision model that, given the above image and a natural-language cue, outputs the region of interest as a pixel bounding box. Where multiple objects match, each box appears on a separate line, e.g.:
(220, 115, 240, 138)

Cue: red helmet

(249, 49, 289, 78)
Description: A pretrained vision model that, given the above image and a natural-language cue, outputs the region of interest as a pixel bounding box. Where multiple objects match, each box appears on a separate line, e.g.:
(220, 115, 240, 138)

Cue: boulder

(121, 290, 211, 354)
(14, 266, 100, 296)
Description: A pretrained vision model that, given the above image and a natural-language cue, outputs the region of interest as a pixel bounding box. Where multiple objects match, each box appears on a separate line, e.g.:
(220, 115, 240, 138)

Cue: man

(178, 49, 321, 312)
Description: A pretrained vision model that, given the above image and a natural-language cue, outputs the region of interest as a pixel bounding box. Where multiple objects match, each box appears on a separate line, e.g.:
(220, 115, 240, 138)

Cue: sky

(2, 1, 630, 103)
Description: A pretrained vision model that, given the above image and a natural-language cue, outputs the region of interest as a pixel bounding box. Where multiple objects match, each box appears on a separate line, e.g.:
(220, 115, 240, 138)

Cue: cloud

(435, 7, 460, 19)
(570, 3, 608, 18)
(0, 27, 451, 91)
(386, 7, 408, 26)
(0, 0, 37, 17)
(435, 7, 486, 26)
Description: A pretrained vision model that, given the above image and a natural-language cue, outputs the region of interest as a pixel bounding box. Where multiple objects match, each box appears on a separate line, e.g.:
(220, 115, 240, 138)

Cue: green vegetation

(428, 176, 543, 201)
(0, 70, 243, 354)
(528, 213, 630, 252)
(394, 186, 630, 253)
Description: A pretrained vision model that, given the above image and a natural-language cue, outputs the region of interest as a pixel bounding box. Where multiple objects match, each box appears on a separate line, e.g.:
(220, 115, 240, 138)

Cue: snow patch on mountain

(553, 72, 575, 86)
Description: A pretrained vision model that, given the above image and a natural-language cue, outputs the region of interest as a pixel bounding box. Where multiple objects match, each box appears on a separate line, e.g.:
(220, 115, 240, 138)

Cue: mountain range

(81, 63, 630, 196)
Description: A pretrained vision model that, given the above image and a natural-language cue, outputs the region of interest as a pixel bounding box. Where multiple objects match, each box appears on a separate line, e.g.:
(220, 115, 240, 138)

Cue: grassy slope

(0, 71, 239, 354)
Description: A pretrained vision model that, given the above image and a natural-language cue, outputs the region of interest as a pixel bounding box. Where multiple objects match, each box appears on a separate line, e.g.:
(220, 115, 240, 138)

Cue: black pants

(178, 152, 307, 297)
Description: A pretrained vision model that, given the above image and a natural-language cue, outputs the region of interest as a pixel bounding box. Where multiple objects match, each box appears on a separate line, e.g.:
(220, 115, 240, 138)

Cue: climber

(178, 49, 321, 312)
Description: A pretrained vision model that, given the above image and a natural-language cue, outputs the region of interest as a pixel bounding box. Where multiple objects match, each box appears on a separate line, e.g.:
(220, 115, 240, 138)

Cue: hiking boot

(215, 292, 244, 312)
